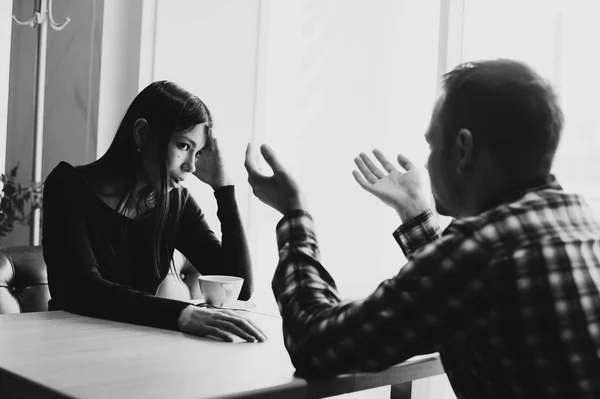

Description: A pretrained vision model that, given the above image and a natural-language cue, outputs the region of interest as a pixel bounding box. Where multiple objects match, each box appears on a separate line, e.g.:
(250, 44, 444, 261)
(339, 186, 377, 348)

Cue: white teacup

(198, 275, 244, 307)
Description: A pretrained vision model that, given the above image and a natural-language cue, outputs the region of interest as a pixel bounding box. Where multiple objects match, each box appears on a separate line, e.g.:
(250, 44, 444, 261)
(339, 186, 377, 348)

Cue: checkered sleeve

(393, 209, 443, 259)
(272, 209, 342, 308)
(272, 212, 493, 377)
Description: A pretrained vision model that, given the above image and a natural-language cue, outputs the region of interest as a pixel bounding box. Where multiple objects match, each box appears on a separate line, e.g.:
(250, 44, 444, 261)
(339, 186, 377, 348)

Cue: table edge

(218, 353, 444, 399)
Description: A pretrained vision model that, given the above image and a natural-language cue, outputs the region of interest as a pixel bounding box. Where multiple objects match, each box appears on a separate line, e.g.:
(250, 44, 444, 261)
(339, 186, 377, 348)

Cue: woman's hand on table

(178, 305, 267, 342)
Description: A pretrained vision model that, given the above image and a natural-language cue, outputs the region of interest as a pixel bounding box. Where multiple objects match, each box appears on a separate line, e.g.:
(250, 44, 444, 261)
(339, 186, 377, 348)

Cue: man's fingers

(352, 170, 375, 193)
(359, 153, 385, 179)
(245, 143, 272, 184)
(259, 144, 285, 174)
(354, 157, 377, 184)
(373, 149, 397, 173)
(244, 143, 260, 173)
(396, 152, 416, 172)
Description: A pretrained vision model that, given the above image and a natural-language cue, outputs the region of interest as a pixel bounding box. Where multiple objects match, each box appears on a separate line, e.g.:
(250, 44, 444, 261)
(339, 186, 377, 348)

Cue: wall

(151, 0, 263, 238)
(96, 0, 144, 158)
(4, 0, 103, 246)
(0, 2, 13, 175)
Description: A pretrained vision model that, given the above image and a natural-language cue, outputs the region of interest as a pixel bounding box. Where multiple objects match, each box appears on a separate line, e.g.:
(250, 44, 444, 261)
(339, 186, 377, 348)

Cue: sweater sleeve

(175, 185, 253, 299)
(42, 164, 191, 330)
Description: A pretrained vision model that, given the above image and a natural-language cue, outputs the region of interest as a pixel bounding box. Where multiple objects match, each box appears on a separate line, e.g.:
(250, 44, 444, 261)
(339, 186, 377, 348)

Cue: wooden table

(0, 311, 444, 399)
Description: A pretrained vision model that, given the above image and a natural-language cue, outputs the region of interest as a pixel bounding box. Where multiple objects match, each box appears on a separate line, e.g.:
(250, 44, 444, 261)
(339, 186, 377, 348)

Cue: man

(244, 59, 600, 398)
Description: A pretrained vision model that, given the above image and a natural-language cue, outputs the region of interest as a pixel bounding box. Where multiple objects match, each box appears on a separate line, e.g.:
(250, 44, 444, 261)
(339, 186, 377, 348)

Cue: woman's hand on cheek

(194, 138, 233, 190)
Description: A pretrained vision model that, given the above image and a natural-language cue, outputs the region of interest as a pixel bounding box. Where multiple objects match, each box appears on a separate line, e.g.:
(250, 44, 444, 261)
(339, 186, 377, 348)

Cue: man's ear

(133, 118, 149, 148)
(455, 128, 474, 174)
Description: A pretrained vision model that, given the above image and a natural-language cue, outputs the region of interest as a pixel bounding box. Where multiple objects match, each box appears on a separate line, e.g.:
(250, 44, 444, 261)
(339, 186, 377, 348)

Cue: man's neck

(472, 174, 553, 215)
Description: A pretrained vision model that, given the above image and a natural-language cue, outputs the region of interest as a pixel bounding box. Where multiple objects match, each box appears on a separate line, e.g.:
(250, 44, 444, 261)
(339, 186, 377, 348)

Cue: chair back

(156, 250, 202, 300)
(0, 246, 50, 313)
(0, 246, 201, 314)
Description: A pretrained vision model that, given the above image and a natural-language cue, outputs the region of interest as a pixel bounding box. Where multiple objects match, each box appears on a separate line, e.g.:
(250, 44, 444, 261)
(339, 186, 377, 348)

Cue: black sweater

(42, 162, 252, 330)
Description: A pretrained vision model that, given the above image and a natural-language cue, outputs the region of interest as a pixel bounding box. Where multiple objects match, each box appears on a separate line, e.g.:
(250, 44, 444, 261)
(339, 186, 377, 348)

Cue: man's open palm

(353, 149, 429, 221)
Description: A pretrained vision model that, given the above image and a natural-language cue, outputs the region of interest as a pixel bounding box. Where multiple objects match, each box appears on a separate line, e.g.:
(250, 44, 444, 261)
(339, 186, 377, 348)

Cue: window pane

(252, 0, 441, 299)
(461, 0, 600, 214)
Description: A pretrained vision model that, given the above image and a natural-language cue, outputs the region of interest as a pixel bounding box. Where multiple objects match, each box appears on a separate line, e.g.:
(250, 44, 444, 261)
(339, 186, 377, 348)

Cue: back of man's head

(440, 59, 564, 179)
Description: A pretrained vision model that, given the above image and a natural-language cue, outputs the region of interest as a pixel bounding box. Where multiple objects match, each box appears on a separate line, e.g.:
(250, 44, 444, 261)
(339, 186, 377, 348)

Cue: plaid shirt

(272, 177, 600, 399)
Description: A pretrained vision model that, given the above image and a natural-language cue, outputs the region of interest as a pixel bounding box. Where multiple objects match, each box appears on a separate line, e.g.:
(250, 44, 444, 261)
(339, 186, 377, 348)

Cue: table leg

(390, 382, 412, 399)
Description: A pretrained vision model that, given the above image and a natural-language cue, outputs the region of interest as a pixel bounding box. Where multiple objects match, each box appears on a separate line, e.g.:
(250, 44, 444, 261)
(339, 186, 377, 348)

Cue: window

(461, 0, 600, 213)
(251, 0, 441, 301)
(147, 2, 598, 397)
(151, 0, 442, 302)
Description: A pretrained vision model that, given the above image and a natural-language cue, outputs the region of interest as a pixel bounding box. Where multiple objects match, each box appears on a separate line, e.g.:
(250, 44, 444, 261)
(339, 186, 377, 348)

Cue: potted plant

(0, 163, 43, 244)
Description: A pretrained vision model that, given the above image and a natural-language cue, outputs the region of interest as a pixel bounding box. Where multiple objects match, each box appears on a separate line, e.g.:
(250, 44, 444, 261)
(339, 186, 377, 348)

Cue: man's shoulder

(451, 188, 598, 247)
(506, 187, 591, 222)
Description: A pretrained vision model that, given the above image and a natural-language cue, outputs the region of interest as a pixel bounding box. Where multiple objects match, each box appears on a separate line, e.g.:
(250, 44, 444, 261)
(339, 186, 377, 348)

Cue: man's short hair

(440, 59, 564, 177)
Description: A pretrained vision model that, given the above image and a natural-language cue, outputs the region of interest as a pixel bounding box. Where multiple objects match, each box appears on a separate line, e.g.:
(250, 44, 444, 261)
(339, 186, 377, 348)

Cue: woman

(42, 81, 265, 343)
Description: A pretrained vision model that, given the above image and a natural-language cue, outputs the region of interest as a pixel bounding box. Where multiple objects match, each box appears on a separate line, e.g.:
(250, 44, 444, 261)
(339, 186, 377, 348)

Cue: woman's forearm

(215, 185, 253, 299)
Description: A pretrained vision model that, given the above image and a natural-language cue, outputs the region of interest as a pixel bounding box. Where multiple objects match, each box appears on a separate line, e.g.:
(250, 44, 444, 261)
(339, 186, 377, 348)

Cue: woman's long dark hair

(82, 81, 213, 277)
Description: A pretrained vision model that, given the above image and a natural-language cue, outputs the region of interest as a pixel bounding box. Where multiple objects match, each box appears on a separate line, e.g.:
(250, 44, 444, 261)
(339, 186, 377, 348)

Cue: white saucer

(221, 300, 257, 310)
(190, 298, 257, 310)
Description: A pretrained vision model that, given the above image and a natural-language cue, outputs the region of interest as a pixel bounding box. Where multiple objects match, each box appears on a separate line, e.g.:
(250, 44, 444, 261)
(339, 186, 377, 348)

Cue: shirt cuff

(275, 209, 320, 262)
(276, 209, 313, 231)
(393, 209, 441, 258)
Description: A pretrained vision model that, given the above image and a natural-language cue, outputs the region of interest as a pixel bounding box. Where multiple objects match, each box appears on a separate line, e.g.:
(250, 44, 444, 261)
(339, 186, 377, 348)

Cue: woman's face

(140, 123, 208, 192)
(166, 124, 208, 190)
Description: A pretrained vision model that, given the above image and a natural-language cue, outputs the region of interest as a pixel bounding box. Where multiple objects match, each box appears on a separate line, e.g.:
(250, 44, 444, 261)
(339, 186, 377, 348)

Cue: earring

(136, 146, 141, 153)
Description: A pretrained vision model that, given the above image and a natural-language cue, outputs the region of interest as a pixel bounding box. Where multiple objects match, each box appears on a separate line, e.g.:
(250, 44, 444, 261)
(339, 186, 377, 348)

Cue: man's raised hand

(352, 149, 428, 222)
(244, 143, 307, 214)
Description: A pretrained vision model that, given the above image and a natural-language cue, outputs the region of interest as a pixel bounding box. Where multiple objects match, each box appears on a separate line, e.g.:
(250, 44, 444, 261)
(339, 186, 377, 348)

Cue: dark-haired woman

(42, 81, 265, 342)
